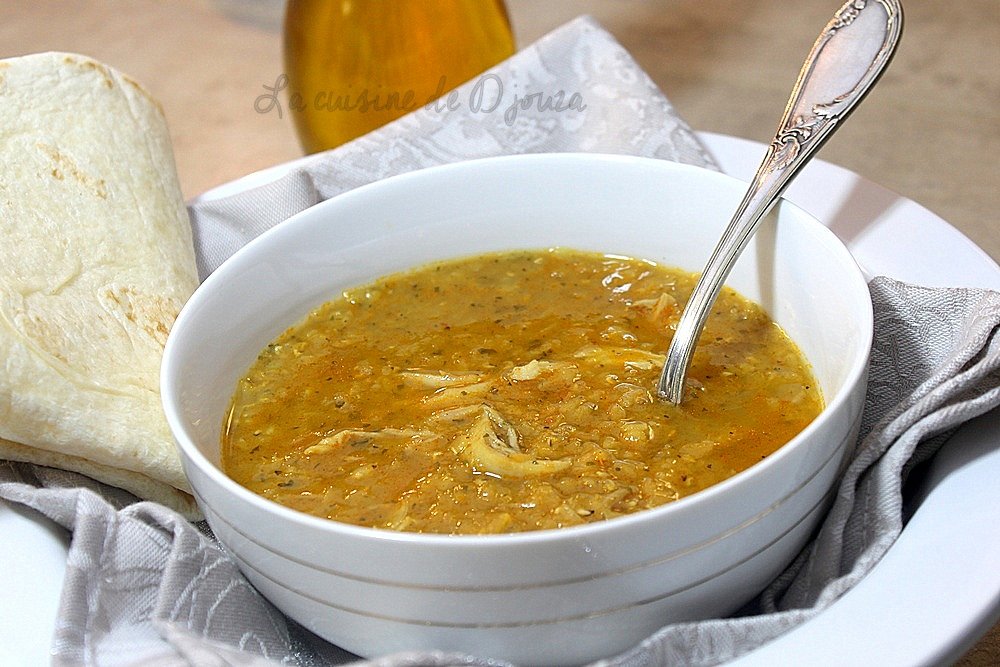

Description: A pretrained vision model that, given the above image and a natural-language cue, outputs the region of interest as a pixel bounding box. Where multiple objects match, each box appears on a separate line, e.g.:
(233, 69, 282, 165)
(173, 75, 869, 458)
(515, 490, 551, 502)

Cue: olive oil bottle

(284, 0, 515, 152)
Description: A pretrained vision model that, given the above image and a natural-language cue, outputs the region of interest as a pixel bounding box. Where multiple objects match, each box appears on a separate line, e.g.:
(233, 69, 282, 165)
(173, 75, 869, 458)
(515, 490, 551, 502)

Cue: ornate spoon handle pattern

(658, 0, 903, 403)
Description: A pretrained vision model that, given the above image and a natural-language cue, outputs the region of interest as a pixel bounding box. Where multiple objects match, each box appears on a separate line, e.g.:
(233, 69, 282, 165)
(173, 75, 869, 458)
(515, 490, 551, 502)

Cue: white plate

(701, 132, 1000, 667)
(3, 132, 997, 666)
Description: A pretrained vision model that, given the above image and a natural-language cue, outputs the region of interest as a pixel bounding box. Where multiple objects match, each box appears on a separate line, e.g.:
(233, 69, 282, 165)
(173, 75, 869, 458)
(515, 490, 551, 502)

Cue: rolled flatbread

(0, 52, 200, 517)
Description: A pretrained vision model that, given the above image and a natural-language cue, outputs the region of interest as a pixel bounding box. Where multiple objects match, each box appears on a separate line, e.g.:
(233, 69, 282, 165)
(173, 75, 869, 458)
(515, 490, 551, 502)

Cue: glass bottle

(283, 0, 515, 153)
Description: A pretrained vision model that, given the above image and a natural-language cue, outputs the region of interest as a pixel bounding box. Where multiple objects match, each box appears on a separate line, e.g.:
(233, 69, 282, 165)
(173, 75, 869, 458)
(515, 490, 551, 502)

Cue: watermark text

(254, 74, 587, 126)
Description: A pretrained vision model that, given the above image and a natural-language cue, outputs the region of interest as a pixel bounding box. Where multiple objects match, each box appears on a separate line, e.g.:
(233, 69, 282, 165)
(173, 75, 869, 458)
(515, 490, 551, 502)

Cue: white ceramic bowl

(162, 154, 872, 665)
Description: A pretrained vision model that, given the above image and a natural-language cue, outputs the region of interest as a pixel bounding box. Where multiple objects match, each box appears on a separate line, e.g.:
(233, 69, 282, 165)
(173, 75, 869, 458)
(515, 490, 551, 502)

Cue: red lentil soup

(222, 248, 822, 534)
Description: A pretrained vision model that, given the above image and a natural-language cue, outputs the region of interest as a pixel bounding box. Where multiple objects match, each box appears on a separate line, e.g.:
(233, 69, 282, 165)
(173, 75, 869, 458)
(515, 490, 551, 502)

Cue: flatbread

(0, 52, 200, 517)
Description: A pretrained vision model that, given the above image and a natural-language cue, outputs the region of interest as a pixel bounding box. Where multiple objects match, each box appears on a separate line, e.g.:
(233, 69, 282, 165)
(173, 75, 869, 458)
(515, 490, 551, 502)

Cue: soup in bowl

(161, 154, 872, 665)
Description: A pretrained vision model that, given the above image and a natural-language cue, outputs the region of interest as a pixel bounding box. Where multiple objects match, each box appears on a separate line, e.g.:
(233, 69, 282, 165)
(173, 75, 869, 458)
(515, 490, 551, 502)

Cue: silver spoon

(658, 0, 903, 404)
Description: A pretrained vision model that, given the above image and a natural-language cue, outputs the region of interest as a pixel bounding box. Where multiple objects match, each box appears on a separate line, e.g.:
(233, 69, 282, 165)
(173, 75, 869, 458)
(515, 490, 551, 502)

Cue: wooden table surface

(2, 1, 997, 664)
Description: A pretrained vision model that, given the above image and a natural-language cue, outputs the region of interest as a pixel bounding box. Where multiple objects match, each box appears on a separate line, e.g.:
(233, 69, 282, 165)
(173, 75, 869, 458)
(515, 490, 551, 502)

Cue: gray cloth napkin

(2, 16, 1000, 667)
(187, 16, 717, 280)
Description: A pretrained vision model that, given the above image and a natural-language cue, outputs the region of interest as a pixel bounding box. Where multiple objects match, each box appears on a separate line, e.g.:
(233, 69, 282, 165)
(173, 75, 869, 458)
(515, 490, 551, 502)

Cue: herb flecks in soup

(222, 249, 822, 534)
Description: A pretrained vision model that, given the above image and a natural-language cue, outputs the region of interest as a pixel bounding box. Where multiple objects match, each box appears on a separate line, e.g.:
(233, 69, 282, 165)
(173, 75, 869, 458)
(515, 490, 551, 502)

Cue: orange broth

(222, 248, 822, 534)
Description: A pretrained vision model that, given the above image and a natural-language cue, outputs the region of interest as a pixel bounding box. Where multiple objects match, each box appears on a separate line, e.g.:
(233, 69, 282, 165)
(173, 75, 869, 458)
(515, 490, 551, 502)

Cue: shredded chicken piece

(631, 292, 681, 327)
(384, 501, 415, 531)
(420, 381, 492, 409)
(573, 345, 666, 368)
(304, 428, 437, 455)
(449, 405, 570, 477)
(428, 404, 484, 423)
(505, 359, 569, 381)
(613, 382, 654, 407)
(399, 369, 484, 388)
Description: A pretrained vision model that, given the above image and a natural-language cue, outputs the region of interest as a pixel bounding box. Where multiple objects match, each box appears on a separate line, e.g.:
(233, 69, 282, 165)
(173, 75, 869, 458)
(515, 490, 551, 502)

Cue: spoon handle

(658, 0, 903, 403)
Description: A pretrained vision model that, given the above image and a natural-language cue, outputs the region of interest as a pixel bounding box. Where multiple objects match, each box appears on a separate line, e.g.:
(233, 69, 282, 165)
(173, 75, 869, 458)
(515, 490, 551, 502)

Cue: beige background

(1, 0, 997, 663)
